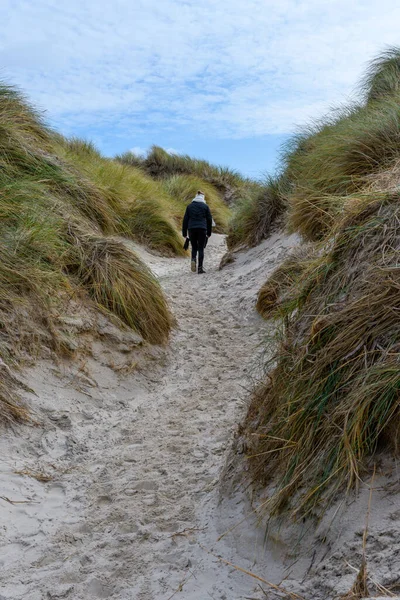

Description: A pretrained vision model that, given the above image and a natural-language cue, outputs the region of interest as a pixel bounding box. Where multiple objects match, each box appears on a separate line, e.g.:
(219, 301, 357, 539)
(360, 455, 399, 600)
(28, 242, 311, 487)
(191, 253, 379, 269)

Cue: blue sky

(1, 0, 400, 178)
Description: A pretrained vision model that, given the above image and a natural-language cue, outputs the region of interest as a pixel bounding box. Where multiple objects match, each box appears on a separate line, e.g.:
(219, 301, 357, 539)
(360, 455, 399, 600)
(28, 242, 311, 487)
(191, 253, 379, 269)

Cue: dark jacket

(182, 201, 213, 237)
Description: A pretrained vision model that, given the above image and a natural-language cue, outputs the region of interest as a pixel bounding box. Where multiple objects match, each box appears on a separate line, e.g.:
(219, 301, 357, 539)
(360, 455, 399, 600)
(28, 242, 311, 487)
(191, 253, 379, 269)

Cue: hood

(192, 194, 206, 203)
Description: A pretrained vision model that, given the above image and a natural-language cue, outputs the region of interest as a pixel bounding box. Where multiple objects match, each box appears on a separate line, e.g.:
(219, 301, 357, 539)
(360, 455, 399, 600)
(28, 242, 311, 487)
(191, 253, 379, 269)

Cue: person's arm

(206, 206, 213, 237)
(182, 207, 189, 237)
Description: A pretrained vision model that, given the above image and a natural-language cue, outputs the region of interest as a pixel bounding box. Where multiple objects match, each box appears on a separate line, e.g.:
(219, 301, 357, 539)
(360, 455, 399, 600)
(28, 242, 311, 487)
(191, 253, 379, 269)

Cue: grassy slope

(55, 137, 185, 255)
(282, 98, 400, 239)
(117, 144, 248, 205)
(244, 47, 400, 517)
(0, 84, 173, 422)
(227, 50, 400, 249)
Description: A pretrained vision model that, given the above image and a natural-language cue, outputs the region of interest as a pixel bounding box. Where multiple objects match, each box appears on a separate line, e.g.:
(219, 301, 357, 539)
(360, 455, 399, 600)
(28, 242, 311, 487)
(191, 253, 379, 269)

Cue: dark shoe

(198, 267, 206, 274)
(191, 260, 196, 272)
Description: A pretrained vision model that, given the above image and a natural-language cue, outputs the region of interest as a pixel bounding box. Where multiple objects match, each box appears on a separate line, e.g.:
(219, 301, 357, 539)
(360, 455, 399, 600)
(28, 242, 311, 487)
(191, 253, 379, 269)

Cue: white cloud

(165, 148, 180, 155)
(129, 146, 179, 157)
(130, 146, 147, 157)
(1, 0, 400, 139)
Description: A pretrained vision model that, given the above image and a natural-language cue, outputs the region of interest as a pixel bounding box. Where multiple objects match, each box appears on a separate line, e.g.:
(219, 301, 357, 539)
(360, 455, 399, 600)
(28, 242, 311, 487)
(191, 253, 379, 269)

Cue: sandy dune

(0, 233, 298, 599)
(2, 233, 399, 600)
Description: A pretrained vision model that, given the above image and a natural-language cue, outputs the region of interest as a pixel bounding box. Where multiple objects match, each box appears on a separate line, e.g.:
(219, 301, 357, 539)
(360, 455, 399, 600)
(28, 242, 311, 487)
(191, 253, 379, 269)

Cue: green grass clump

(283, 73, 400, 240)
(0, 83, 51, 148)
(245, 194, 400, 517)
(227, 49, 400, 247)
(162, 174, 230, 233)
(227, 176, 287, 249)
(115, 150, 144, 170)
(362, 46, 400, 103)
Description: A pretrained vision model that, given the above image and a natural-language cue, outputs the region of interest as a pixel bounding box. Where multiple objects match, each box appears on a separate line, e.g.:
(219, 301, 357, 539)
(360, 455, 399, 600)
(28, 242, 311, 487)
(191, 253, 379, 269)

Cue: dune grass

(228, 51, 400, 248)
(0, 83, 51, 149)
(56, 137, 185, 255)
(246, 194, 400, 517)
(282, 95, 400, 240)
(227, 176, 287, 249)
(117, 145, 247, 204)
(67, 230, 173, 344)
(243, 48, 400, 519)
(0, 84, 175, 422)
(362, 46, 400, 103)
(256, 243, 320, 319)
(117, 145, 236, 235)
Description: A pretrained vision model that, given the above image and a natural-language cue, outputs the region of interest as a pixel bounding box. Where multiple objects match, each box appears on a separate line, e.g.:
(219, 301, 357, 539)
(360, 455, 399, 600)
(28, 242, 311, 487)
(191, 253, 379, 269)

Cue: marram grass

(256, 243, 321, 319)
(283, 94, 400, 240)
(56, 137, 185, 255)
(227, 176, 287, 249)
(118, 144, 247, 204)
(362, 46, 400, 103)
(246, 48, 400, 518)
(227, 47, 400, 247)
(68, 231, 173, 345)
(246, 195, 400, 517)
(0, 84, 175, 422)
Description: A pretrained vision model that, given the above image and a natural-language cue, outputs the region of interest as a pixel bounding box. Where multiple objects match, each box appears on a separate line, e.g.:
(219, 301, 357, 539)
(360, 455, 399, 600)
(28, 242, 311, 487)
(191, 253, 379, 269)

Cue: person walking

(182, 190, 213, 274)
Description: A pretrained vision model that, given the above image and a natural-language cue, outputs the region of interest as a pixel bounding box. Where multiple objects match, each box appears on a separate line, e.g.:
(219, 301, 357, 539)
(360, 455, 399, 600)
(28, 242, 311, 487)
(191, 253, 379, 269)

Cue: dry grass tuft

(0, 366, 30, 424)
(68, 231, 173, 345)
(340, 560, 369, 600)
(15, 470, 53, 482)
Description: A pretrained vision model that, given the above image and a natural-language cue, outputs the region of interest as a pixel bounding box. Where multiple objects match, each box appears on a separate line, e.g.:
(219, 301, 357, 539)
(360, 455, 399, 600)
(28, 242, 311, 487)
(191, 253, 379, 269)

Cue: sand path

(0, 233, 298, 600)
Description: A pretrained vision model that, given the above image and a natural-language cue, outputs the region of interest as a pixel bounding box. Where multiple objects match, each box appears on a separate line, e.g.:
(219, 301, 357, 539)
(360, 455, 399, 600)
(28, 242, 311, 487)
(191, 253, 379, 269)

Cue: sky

(1, 0, 400, 178)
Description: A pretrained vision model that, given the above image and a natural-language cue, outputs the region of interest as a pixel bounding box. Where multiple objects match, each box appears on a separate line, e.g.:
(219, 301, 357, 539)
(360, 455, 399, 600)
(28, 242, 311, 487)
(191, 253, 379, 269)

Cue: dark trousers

(189, 228, 207, 268)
